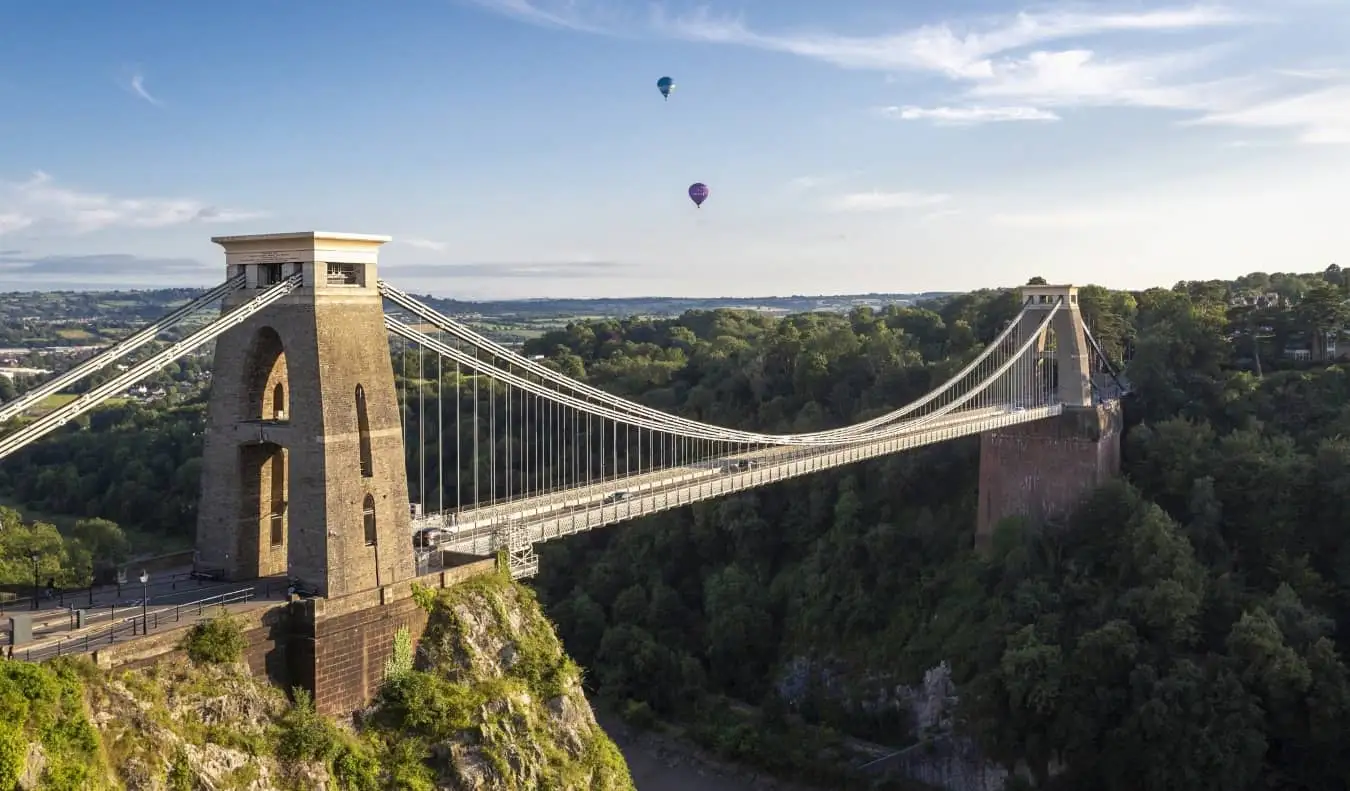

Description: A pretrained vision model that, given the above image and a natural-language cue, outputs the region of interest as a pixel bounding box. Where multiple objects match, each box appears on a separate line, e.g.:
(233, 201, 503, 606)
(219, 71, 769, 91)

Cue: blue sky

(1, 0, 1348, 298)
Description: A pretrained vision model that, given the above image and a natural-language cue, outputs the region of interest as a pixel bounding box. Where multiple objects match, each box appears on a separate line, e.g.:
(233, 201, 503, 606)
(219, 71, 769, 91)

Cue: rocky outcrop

(1, 569, 634, 791)
(364, 572, 635, 790)
(775, 658, 1009, 791)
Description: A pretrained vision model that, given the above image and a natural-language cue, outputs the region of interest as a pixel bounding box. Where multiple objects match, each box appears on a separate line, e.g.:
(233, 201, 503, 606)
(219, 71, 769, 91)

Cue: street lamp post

(29, 552, 39, 610)
(139, 571, 149, 635)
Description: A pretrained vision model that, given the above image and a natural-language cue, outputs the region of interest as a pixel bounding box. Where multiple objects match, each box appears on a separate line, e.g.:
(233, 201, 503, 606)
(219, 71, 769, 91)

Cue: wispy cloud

(656, 5, 1248, 78)
(463, 2, 1350, 144)
(401, 237, 450, 253)
(0, 172, 267, 235)
(826, 191, 951, 212)
(460, 0, 614, 33)
(126, 71, 161, 106)
(0, 213, 33, 236)
(990, 208, 1142, 228)
(920, 208, 964, 223)
(880, 105, 1060, 124)
(0, 250, 213, 289)
(1186, 85, 1350, 143)
(385, 260, 634, 278)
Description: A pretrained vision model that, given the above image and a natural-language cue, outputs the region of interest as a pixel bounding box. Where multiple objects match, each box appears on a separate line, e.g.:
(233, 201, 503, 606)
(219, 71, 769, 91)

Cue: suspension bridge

(0, 232, 1124, 698)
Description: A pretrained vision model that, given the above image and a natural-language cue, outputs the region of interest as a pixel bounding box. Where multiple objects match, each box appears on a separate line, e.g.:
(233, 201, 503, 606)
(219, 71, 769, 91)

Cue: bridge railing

(8, 586, 258, 663)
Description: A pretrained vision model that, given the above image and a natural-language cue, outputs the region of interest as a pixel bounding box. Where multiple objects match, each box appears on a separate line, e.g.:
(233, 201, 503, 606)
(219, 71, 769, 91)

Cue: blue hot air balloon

(657, 76, 675, 101)
(688, 182, 709, 208)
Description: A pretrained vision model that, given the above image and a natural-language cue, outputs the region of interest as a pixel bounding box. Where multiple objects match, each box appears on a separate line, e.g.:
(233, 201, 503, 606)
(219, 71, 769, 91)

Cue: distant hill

(407, 292, 956, 319)
(0, 288, 956, 325)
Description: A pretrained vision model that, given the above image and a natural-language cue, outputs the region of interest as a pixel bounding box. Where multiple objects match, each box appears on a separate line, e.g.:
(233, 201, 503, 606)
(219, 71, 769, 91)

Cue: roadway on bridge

(426, 405, 1058, 556)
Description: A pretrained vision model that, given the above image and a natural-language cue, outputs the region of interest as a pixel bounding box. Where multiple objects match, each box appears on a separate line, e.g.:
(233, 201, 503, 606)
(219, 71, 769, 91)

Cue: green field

(39, 393, 78, 409)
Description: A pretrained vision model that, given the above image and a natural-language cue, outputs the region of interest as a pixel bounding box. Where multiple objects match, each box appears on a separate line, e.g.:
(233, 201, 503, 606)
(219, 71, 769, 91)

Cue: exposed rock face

(775, 658, 1008, 791)
(3, 570, 633, 791)
(85, 659, 328, 790)
(367, 573, 636, 790)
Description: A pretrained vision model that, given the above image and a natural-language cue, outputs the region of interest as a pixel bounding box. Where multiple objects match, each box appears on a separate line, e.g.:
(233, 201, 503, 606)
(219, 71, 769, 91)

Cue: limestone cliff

(0, 570, 634, 791)
(366, 571, 635, 790)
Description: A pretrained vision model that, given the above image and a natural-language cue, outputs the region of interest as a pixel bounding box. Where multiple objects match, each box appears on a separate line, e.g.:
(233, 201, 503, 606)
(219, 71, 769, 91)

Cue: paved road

(5, 576, 289, 661)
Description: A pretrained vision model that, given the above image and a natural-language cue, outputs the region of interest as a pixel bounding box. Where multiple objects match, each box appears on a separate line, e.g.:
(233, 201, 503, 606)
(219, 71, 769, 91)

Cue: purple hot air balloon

(688, 182, 709, 208)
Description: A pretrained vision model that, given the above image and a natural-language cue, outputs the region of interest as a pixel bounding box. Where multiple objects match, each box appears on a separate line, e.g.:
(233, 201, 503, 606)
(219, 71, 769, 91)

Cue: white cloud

(1276, 67, 1344, 80)
(1187, 85, 1350, 143)
(881, 105, 1060, 124)
(656, 5, 1246, 78)
(460, 0, 613, 33)
(0, 172, 267, 234)
(402, 237, 450, 252)
(990, 208, 1143, 228)
(463, 2, 1350, 144)
(826, 191, 951, 212)
(920, 208, 964, 223)
(126, 72, 161, 106)
(0, 213, 33, 236)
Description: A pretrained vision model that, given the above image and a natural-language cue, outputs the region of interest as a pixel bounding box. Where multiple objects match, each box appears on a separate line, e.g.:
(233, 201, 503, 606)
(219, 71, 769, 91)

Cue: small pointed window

(363, 494, 377, 546)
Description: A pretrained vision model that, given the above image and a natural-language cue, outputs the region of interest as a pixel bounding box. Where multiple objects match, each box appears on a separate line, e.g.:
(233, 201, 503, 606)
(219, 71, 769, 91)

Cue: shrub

(331, 738, 382, 791)
(182, 611, 247, 665)
(0, 721, 25, 790)
(382, 626, 414, 685)
(620, 699, 656, 730)
(276, 688, 340, 765)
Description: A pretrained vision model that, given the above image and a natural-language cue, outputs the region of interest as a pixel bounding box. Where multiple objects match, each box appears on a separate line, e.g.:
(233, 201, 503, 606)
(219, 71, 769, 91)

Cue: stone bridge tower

(976, 284, 1123, 547)
(195, 232, 415, 598)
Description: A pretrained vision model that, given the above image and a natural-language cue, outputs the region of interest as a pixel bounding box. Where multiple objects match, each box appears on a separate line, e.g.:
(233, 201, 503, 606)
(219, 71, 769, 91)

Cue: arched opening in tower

(1040, 325, 1060, 402)
(237, 441, 289, 580)
(243, 326, 289, 421)
(363, 494, 377, 546)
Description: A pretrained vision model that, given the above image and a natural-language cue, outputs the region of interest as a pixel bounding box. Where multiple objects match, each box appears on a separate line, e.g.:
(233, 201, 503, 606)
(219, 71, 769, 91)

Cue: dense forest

(4, 268, 1350, 787)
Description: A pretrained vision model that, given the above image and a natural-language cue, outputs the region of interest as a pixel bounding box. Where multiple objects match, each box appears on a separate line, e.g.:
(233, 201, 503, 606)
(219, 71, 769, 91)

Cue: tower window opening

(272, 382, 286, 420)
(263, 262, 283, 285)
(363, 494, 377, 546)
(327, 262, 360, 285)
(356, 384, 373, 477)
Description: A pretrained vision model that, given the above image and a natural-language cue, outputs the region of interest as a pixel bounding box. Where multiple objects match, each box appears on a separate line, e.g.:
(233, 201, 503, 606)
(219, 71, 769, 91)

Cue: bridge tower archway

(194, 232, 415, 598)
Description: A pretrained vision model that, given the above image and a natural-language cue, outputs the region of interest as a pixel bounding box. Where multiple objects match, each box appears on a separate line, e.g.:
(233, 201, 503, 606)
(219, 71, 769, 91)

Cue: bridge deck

(426, 405, 1060, 555)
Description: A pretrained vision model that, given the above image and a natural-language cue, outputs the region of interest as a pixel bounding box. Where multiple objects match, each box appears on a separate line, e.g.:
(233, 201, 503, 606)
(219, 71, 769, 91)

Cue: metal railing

(7, 587, 257, 663)
(0, 568, 232, 616)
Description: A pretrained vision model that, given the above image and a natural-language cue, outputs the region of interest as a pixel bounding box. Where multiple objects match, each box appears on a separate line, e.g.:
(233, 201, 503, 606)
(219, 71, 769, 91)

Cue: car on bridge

(602, 491, 630, 504)
(413, 527, 445, 549)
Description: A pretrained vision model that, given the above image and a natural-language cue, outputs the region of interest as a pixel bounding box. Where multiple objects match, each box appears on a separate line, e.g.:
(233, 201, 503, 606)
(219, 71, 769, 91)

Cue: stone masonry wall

(196, 291, 414, 600)
(291, 557, 498, 716)
(975, 402, 1123, 548)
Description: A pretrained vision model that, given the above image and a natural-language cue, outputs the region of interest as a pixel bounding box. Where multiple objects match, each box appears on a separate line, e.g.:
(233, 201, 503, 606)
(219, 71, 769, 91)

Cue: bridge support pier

(975, 402, 1123, 550)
